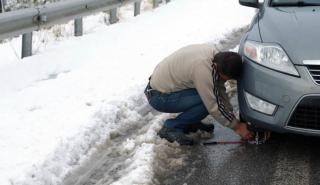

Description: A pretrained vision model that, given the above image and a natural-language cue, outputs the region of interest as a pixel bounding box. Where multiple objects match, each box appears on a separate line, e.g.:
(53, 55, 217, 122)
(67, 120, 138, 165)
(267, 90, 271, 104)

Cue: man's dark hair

(213, 51, 243, 79)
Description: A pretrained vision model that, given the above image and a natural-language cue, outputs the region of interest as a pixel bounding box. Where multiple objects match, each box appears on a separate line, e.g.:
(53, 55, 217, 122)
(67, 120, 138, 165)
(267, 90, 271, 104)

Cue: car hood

(259, 7, 320, 65)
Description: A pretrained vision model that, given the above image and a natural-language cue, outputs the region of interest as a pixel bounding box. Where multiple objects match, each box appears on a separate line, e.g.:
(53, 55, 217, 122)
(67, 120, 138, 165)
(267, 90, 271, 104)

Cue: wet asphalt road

(160, 123, 320, 185)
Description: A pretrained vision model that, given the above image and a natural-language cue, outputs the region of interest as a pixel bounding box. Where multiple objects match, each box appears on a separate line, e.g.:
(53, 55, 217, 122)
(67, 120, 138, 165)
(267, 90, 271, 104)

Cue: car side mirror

(239, 0, 260, 8)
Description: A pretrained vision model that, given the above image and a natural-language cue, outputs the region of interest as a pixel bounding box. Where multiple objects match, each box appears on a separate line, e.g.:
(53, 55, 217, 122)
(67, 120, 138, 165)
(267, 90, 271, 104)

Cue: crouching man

(144, 44, 253, 145)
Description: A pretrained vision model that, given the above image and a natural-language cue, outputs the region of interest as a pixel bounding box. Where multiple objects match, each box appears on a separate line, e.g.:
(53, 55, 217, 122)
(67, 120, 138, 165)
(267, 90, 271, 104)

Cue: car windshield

(271, 0, 320, 6)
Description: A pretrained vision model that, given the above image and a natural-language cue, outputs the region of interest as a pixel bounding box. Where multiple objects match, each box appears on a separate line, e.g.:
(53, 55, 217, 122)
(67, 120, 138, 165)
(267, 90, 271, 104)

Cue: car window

(271, 0, 320, 6)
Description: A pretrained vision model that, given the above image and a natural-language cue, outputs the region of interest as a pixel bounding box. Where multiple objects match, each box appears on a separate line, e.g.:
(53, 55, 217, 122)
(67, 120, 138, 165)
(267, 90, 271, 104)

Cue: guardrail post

(134, 1, 141, 16)
(0, 0, 4, 13)
(74, 18, 83, 36)
(22, 32, 33, 58)
(152, 0, 159, 8)
(109, 8, 119, 24)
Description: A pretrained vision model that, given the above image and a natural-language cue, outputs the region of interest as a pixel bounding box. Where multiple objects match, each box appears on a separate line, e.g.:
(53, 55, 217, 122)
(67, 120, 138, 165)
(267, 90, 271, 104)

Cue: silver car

(238, 0, 320, 136)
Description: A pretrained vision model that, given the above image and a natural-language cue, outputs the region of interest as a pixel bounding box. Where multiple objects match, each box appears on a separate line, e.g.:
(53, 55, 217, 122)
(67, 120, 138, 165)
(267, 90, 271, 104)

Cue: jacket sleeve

(212, 80, 239, 129)
(193, 63, 238, 129)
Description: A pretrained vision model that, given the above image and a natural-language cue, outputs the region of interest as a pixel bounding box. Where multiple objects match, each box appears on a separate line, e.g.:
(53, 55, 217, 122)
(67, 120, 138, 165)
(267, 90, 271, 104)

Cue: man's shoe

(183, 122, 214, 134)
(158, 126, 194, 145)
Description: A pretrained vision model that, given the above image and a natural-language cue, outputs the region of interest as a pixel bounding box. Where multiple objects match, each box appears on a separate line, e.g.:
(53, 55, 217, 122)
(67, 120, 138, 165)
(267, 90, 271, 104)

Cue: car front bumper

(238, 56, 320, 136)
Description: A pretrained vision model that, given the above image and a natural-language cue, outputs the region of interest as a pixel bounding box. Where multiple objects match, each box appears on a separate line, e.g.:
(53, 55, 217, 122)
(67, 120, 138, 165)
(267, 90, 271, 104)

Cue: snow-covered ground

(0, 0, 254, 184)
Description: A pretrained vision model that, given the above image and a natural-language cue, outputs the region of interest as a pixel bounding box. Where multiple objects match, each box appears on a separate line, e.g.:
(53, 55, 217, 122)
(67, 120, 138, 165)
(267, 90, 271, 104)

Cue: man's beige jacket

(150, 44, 238, 129)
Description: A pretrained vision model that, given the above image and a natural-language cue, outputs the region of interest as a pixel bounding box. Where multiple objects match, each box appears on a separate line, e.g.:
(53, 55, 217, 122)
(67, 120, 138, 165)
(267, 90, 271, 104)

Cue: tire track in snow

(62, 90, 187, 185)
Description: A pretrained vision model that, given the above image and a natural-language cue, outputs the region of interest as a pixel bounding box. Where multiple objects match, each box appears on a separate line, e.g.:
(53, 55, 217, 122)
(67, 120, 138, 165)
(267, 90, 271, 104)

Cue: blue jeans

(148, 88, 209, 130)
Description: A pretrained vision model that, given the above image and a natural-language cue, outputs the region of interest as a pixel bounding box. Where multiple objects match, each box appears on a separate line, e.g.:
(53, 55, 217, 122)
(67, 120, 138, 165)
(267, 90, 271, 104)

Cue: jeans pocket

(165, 92, 181, 103)
(149, 92, 183, 113)
(149, 95, 165, 111)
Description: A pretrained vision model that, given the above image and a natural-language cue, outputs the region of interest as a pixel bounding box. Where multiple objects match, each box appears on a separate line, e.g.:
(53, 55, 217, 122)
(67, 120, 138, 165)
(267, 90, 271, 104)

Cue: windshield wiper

(271, 1, 320, 7)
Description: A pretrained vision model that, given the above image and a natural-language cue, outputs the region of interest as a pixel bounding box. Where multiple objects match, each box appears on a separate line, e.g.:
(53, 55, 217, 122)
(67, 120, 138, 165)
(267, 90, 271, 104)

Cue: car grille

(288, 96, 320, 130)
(307, 65, 320, 84)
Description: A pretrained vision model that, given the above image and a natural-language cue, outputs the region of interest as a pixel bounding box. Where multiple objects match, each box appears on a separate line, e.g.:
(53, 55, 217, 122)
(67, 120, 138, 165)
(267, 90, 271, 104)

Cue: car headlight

(243, 40, 299, 76)
(245, 91, 277, 115)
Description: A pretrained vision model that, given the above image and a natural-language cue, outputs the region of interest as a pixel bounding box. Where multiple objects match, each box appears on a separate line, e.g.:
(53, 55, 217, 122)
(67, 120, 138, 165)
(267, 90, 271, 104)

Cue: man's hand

(234, 122, 253, 140)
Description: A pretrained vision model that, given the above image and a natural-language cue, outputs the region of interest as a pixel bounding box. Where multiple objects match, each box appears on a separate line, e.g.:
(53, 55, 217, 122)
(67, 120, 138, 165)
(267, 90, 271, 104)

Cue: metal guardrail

(0, 0, 170, 58)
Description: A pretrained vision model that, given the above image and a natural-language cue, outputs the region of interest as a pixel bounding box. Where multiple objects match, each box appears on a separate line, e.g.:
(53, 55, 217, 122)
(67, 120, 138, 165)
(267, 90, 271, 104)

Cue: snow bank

(0, 0, 254, 184)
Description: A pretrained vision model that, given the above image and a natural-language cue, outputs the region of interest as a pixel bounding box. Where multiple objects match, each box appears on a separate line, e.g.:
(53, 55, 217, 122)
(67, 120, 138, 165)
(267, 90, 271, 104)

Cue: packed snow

(0, 0, 254, 184)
